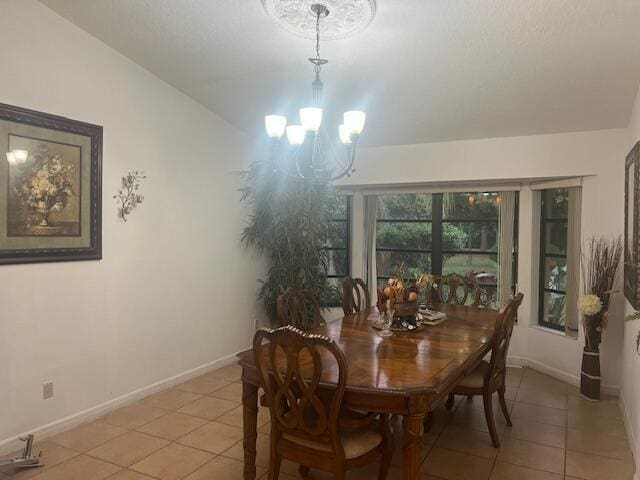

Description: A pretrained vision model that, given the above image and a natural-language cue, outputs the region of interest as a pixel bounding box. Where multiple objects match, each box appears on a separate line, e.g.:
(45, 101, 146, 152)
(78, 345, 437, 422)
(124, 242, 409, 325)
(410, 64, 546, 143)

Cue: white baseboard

(0, 350, 243, 455)
(619, 393, 640, 479)
(507, 355, 620, 396)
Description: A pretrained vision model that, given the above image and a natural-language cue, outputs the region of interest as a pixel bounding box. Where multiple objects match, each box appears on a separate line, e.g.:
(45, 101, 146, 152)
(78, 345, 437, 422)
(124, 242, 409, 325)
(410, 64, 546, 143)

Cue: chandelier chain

(314, 7, 321, 76)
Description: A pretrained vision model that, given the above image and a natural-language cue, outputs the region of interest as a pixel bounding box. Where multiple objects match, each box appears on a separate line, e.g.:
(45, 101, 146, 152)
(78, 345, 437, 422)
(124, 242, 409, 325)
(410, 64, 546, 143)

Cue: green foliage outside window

(325, 194, 350, 307)
(376, 193, 500, 278)
(375, 192, 504, 308)
(539, 188, 569, 329)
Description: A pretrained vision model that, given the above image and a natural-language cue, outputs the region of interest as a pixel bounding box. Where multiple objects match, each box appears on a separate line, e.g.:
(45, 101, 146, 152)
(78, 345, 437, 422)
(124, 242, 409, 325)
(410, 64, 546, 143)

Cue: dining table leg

(242, 380, 259, 480)
(402, 414, 424, 480)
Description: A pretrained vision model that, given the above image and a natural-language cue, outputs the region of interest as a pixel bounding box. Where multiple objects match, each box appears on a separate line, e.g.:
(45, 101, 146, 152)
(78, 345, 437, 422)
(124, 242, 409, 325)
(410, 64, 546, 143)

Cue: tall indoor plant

(240, 158, 333, 324)
(578, 236, 622, 400)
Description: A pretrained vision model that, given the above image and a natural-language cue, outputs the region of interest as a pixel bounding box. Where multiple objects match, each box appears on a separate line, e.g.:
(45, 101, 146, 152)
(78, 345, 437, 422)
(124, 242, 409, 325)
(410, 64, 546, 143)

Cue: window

(441, 193, 501, 308)
(325, 195, 351, 306)
(538, 188, 569, 330)
(376, 193, 432, 280)
(375, 192, 517, 309)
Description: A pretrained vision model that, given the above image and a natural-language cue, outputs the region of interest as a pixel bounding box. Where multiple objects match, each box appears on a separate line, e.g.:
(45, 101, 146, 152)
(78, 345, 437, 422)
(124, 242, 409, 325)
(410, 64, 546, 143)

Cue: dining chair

(444, 293, 524, 448)
(341, 277, 371, 315)
(277, 288, 322, 330)
(435, 273, 481, 307)
(275, 288, 376, 425)
(253, 325, 394, 480)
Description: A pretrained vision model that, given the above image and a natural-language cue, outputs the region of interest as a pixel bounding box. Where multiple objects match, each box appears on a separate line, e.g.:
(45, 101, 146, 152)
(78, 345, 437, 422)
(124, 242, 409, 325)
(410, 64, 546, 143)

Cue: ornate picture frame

(0, 103, 102, 264)
(625, 141, 640, 308)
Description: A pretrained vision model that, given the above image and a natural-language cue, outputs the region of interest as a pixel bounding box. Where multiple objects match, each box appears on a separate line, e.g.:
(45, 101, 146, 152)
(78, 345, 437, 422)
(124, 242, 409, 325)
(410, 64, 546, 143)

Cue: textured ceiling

(40, 0, 640, 147)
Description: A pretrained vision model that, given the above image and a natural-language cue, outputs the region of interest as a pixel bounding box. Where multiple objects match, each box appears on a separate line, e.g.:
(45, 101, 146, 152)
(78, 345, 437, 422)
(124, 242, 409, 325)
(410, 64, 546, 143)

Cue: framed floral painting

(0, 103, 102, 264)
(625, 141, 640, 308)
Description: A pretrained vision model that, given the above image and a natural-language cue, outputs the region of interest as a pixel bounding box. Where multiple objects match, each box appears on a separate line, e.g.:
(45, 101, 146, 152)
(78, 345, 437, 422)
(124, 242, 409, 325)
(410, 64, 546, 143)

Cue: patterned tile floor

(0, 365, 636, 479)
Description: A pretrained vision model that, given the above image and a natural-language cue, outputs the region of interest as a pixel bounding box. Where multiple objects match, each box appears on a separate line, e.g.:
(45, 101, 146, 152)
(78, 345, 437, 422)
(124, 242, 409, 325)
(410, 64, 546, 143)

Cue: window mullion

(432, 193, 443, 274)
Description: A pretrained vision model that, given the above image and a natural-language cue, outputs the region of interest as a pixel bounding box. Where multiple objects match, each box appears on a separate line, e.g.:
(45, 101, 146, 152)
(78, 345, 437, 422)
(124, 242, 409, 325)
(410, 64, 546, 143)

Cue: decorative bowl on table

(371, 318, 425, 333)
(394, 302, 419, 317)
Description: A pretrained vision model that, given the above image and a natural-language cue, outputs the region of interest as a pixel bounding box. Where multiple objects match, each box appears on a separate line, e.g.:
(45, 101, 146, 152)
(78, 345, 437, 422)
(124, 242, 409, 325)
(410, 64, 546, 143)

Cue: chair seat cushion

(283, 425, 382, 459)
(457, 360, 490, 389)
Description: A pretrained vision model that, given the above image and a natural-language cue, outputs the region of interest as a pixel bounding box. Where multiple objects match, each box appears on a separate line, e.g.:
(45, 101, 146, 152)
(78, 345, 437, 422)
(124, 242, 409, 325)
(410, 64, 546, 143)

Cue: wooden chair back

(486, 293, 524, 389)
(277, 288, 321, 330)
(253, 325, 348, 458)
(436, 273, 481, 307)
(341, 277, 371, 315)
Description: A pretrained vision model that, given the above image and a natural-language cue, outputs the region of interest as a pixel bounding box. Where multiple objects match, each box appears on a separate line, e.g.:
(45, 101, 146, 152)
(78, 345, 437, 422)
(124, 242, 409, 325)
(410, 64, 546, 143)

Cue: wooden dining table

(237, 303, 499, 480)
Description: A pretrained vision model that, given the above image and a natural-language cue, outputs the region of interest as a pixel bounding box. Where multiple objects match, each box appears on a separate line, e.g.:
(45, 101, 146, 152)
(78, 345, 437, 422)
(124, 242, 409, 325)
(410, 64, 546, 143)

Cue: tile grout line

(19, 423, 139, 479)
(15, 366, 635, 480)
(42, 397, 238, 478)
(5, 368, 244, 480)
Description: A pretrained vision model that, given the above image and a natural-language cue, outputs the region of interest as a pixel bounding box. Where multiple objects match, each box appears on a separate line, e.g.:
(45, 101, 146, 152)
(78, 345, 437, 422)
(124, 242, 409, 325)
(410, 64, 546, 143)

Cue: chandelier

(263, 3, 366, 182)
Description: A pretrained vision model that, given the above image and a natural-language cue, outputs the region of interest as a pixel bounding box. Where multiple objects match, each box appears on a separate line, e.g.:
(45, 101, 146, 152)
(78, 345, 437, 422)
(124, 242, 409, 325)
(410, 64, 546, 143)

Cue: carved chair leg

(498, 385, 512, 426)
(379, 414, 394, 480)
(482, 391, 500, 448)
(268, 455, 282, 480)
(242, 381, 259, 480)
(298, 465, 310, 479)
(268, 451, 281, 480)
(445, 393, 455, 411)
(267, 419, 281, 480)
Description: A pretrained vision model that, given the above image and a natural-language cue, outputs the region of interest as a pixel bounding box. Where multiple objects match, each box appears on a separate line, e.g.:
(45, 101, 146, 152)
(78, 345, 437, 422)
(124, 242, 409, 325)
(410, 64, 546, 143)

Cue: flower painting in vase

(8, 141, 79, 237)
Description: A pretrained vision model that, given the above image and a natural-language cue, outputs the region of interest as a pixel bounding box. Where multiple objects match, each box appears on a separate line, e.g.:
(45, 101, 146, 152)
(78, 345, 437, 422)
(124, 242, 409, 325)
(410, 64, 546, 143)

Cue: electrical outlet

(43, 381, 53, 400)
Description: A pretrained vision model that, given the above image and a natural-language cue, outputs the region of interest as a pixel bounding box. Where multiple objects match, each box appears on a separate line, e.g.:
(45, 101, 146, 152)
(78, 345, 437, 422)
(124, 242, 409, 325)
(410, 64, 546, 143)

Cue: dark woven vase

(580, 313, 603, 400)
(580, 347, 601, 400)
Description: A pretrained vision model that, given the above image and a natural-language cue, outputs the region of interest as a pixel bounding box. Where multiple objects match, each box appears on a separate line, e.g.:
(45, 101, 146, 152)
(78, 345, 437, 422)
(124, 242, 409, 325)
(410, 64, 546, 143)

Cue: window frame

(374, 193, 515, 309)
(538, 189, 568, 331)
(324, 195, 352, 306)
(376, 218, 433, 275)
(375, 210, 433, 283)
(440, 207, 500, 305)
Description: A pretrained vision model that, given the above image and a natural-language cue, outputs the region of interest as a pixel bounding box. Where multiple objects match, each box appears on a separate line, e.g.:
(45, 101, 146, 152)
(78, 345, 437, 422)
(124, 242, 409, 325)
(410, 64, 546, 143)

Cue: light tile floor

(1, 365, 636, 480)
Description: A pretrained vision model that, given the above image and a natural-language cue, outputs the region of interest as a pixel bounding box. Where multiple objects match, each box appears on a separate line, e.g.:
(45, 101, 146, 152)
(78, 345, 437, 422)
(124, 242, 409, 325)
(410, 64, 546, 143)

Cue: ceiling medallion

(261, 0, 376, 40)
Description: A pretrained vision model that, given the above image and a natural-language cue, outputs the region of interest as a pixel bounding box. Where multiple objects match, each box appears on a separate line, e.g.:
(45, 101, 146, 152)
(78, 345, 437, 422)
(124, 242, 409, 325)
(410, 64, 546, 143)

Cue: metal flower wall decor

(114, 171, 146, 222)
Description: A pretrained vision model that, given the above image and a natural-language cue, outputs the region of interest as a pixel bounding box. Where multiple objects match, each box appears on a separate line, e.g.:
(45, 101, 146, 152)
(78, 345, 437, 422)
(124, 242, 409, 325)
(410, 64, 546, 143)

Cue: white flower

(578, 294, 603, 316)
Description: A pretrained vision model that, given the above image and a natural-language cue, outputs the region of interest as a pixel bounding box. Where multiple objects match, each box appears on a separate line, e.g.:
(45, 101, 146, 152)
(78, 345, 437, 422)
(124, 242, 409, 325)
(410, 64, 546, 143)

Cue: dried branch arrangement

(114, 171, 146, 222)
(579, 236, 622, 351)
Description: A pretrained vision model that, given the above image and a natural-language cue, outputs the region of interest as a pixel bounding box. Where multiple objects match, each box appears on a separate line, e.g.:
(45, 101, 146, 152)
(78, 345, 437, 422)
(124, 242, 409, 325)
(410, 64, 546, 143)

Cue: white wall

(342, 127, 628, 391)
(0, 0, 263, 448)
(622, 85, 640, 477)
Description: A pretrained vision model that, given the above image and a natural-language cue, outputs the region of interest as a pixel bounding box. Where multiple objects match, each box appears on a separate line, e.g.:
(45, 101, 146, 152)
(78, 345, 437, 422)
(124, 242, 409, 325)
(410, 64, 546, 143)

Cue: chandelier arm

(293, 144, 308, 179)
(324, 143, 357, 182)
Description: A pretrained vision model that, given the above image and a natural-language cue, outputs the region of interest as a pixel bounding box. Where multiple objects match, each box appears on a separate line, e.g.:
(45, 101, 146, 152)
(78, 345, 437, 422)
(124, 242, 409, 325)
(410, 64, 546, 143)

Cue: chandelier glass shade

(263, 3, 366, 182)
